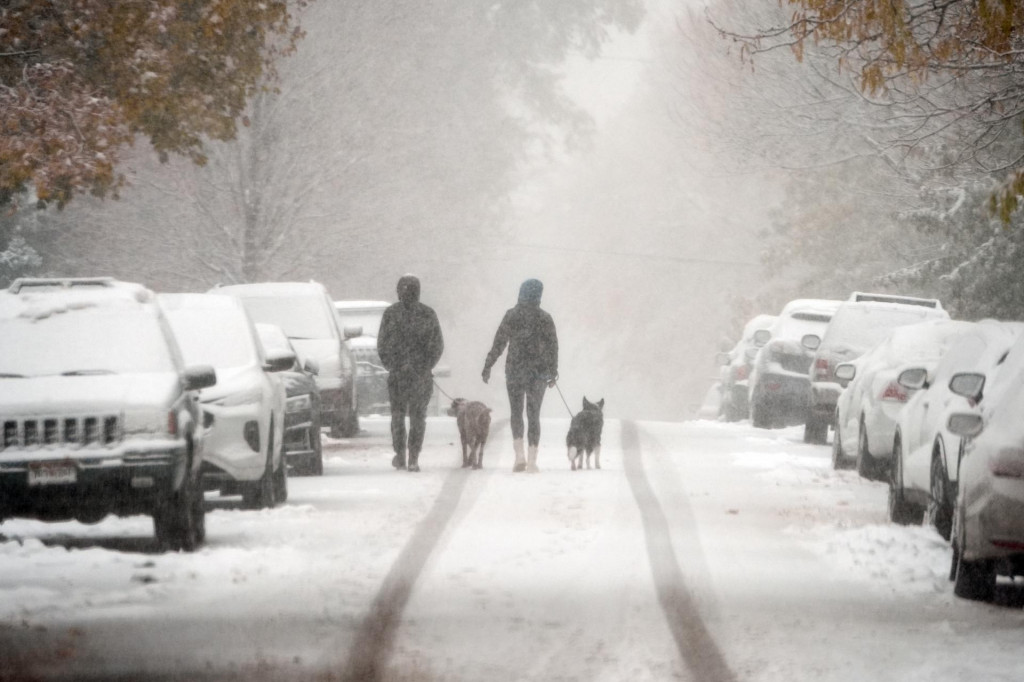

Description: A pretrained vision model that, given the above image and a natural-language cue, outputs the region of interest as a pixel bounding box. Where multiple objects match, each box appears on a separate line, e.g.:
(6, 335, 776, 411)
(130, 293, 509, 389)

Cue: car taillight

(880, 381, 909, 402)
(167, 411, 179, 436)
(989, 449, 1024, 478)
(736, 365, 750, 381)
(813, 358, 830, 381)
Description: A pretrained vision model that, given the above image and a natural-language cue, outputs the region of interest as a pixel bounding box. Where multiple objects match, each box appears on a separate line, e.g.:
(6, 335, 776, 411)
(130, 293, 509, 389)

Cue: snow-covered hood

(0, 372, 182, 415)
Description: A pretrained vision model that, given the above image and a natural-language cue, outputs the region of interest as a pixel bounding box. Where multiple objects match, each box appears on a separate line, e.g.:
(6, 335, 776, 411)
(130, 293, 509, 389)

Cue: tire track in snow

(621, 420, 737, 682)
(339, 419, 508, 682)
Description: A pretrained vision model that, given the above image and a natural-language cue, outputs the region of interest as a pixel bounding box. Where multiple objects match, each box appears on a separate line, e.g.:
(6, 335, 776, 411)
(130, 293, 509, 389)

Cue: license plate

(27, 461, 77, 486)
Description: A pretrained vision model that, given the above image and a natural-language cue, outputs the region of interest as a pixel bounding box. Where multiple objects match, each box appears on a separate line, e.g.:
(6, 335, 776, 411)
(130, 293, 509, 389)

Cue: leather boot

(527, 445, 539, 473)
(392, 450, 406, 470)
(407, 451, 420, 472)
(512, 439, 526, 472)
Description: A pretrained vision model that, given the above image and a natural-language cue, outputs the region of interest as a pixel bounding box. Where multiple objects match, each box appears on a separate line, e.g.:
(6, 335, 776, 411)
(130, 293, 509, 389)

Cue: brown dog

(447, 398, 492, 469)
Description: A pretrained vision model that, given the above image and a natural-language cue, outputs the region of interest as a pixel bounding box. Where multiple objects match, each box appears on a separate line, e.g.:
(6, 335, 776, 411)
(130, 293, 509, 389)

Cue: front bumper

(0, 441, 188, 521)
(963, 474, 1024, 564)
(201, 402, 265, 481)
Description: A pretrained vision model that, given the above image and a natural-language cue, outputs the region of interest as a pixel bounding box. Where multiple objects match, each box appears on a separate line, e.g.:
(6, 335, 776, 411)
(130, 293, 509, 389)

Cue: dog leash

(553, 381, 575, 418)
(432, 378, 456, 402)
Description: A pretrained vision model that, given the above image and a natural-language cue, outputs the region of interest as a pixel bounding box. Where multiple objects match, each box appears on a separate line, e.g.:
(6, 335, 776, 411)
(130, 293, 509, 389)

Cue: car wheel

(856, 422, 880, 481)
(804, 415, 827, 445)
(831, 417, 847, 470)
(310, 420, 324, 476)
(888, 438, 924, 525)
(927, 453, 953, 541)
(243, 423, 276, 510)
(751, 396, 771, 429)
(153, 446, 204, 552)
(273, 434, 288, 504)
(952, 500, 995, 602)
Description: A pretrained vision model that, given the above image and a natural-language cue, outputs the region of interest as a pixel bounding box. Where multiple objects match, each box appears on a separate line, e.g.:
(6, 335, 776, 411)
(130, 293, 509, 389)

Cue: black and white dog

(566, 397, 604, 471)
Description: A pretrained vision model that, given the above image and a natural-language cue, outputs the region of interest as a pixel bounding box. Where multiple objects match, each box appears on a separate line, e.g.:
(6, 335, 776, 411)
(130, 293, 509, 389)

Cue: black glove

(482, 366, 491, 384)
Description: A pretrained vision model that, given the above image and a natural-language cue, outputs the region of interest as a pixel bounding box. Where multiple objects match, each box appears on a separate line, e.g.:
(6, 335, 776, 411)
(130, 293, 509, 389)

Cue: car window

(166, 308, 260, 369)
(0, 309, 176, 376)
(237, 295, 336, 340)
(773, 312, 831, 341)
(822, 306, 941, 353)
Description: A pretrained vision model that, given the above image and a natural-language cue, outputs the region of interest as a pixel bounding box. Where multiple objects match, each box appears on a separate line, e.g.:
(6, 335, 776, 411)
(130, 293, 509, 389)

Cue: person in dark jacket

(377, 274, 444, 472)
(482, 278, 558, 473)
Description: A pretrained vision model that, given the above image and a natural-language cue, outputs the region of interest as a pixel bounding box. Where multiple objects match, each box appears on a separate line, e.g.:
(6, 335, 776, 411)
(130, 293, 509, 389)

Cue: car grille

(2, 415, 121, 449)
(777, 353, 812, 374)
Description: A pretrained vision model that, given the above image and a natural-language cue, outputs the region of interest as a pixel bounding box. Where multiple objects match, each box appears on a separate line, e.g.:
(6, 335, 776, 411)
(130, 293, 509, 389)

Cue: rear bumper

(963, 475, 1024, 563)
(810, 381, 843, 416)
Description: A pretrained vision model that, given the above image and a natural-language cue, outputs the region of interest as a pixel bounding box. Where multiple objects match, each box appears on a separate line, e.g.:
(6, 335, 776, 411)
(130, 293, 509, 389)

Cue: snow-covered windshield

(0, 309, 175, 376)
(165, 308, 259, 369)
(773, 311, 831, 342)
(336, 309, 386, 338)
(237, 296, 336, 340)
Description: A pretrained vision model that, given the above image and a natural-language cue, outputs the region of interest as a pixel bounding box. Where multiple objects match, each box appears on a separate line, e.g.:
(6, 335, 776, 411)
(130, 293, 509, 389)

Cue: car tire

(888, 437, 924, 525)
(243, 423, 277, 510)
(856, 422, 881, 481)
(153, 445, 204, 552)
(273, 434, 288, 504)
(927, 453, 953, 541)
(751, 396, 771, 429)
(831, 417, 848, 470)
(952, 501, 995, 602)
(803, 415, 828, 445)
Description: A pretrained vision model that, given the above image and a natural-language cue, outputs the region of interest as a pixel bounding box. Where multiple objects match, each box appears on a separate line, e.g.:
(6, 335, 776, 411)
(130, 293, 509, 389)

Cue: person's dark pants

(388, 371, 433, 460)
(507, 378, 547, 446)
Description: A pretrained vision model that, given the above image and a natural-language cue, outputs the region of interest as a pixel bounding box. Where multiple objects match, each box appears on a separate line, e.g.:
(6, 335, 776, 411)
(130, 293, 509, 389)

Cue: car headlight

(286, 394, 312, 414)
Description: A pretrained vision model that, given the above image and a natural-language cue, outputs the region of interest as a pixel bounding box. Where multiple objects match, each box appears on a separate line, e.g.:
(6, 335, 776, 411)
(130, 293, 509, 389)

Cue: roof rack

(849, 292, 942, 309)
(8, 277, 116, 294)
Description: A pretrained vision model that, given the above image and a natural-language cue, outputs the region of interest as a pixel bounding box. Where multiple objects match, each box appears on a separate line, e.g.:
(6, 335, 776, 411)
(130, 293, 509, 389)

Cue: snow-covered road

(1, 417, 1023, 681)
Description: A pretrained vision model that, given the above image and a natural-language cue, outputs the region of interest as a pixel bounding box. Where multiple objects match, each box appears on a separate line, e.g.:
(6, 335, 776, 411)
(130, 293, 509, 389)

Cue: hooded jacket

(484, 279, 558, 385)
(377, 275, 444, 378)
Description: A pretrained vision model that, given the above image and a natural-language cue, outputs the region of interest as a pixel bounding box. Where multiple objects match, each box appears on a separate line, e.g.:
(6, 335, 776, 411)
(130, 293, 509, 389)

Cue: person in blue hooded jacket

(377, 274, 444, 472)
(482, 279, 558, 472)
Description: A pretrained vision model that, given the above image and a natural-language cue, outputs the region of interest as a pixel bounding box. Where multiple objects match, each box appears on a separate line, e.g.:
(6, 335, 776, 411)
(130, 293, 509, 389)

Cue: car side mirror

(898, 367, 929, 391)
(949, 372, 985, 403)
(303, 358, 320, 376)
(834, 363, 856, 382)
(264, 350, 296, 373)
(947, 412, 984, 438)
(753, 329, 771, 347)
(715, 352, 732, 367)
(801, 334, 821, 351)
(343, 325, 362, 340)
(183, 365, 217, 391)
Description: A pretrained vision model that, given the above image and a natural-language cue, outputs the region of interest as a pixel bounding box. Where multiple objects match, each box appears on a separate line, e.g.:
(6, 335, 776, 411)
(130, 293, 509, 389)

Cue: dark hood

(517, 279, 543, 307)
(397, 275, 420, 305)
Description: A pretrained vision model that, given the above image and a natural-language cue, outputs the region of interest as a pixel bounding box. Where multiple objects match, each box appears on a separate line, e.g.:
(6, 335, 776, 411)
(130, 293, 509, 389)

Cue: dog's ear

(582, 396, 591, 410)
(597, 398, 604, 410)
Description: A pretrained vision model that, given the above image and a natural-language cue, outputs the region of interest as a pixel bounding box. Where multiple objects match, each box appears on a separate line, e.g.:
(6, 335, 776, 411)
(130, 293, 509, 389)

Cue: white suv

(0, 278, 215, 551)
(160, 293, 290, 508)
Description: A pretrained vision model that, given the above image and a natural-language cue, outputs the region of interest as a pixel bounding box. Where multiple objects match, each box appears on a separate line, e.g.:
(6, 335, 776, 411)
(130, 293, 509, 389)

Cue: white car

(944, 331, 1024, 602)
(748, 299, 841, 431)
(0, 278, 215, 551)
(217, 282, 361, 437)
(890, 321, 1023, 538)
(832, 319, 975, 480)
(717, 313, 776, 422)
(807, 298, 950, 444)
(160, 293, 290, 509)
(334, 300, 390, 416)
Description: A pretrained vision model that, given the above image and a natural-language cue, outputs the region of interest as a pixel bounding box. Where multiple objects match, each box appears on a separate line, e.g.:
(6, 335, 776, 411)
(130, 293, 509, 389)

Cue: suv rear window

(238, 295, 336, 340)
(822, 306, 942, 354)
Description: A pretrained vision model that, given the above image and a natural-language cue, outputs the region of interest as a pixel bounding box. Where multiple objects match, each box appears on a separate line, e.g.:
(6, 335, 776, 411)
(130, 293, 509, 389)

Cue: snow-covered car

(944, 332, 1024, 602)
(334, 300, 390, 416)
(160, 293, 289, 509)
(889, 320, 1023, 538)
(717, 313, 776, 422)
(748, 299, 841, 430)
(255, 322, 323, 476)
(832, 319, 975, 480)
(0, 277, 216, 551)
(216, 282, 361, 437)
(806, 298, 950, 444)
